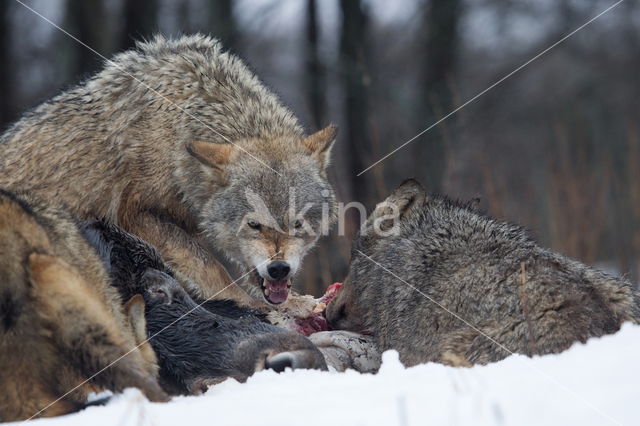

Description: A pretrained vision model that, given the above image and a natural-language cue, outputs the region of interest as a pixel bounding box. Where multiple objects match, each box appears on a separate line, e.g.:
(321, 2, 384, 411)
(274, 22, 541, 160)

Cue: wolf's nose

(267, 261, 290, 280)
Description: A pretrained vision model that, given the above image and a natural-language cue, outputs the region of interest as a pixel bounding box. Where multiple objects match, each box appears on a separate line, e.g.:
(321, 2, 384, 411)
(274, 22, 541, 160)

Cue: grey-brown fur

(0, 190, 166, 421)
(0, 34, 337, 307)
(326, 179, 640, 367)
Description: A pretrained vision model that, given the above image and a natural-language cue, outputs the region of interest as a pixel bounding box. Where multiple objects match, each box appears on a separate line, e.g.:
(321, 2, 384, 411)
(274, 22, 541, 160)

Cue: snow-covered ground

(17, 324, 640, 426)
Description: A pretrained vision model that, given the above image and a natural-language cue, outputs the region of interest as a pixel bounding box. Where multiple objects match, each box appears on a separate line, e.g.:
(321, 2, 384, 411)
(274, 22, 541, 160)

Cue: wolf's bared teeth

(264, 288, 270, 296)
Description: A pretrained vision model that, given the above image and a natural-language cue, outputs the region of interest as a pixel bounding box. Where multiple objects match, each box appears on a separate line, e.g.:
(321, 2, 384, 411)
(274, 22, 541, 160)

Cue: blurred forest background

(1, 0, 639, 294)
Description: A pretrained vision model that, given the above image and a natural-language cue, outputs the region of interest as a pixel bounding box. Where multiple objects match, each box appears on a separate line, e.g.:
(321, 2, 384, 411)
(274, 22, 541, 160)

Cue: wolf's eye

(247, 219, 261, 230)
(293, 219, 303, 229)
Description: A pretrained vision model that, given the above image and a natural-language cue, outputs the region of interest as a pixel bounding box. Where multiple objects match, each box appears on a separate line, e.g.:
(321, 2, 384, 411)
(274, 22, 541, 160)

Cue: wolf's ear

(186, 141, 237, 173)
(385, 179, 427, 216)
(301, 125, 337, 171)
(368, 179, 426, 231)
(468, 196, 481, 211)
(124, 294, 147, 345)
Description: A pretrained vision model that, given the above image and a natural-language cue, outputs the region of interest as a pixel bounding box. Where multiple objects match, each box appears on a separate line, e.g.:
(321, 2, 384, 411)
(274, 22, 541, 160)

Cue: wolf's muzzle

(267, 261, 291, 280)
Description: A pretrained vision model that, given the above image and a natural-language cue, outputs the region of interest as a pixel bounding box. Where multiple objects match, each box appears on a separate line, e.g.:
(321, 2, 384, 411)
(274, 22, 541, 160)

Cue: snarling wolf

(82, 219, 327, 394)
(326, 180, 640, 367)
(0, 190, 166, 422)
(0, 34, 337, 307)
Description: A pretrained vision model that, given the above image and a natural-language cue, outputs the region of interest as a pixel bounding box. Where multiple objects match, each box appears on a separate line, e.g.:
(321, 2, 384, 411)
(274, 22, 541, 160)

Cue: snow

(18, 324, 640, 426)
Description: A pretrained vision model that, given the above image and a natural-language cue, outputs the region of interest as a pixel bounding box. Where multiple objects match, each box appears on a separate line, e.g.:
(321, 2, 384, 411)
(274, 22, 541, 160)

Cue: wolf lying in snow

(0, 190, 167, 421)
(327, 179, 640, 367)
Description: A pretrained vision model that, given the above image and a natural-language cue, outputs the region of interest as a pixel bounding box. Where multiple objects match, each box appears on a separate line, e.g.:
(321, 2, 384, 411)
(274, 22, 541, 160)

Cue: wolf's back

(0, 35, 303, 219)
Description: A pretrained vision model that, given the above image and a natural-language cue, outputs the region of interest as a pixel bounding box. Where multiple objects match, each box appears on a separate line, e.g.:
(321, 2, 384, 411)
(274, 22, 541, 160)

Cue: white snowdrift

(19, 323, 640, 426)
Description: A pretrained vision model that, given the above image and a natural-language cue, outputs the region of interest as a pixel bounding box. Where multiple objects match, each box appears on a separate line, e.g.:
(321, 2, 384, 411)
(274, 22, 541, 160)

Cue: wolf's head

(185, 126, 338, 305)
(326, 179, 426, 331)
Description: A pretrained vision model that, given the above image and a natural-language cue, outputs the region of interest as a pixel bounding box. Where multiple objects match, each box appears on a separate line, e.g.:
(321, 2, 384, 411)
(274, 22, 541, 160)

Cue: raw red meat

(321, 282, 343, 304)
(291, 283, 342, 336)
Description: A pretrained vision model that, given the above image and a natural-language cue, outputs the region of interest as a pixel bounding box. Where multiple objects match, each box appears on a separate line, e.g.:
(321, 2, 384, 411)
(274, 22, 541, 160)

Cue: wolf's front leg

(123, 211, 255, 304)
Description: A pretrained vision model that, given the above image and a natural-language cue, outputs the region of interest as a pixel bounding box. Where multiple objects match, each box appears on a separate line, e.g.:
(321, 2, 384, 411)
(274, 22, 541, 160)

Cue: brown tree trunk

(64, 0, 109, 78)
(305, 0, 325, 130)
(418, 0, 461, 191)
(0, 0, 14, 129)
(121, 0, 158, 51)
(424, 0, 461, 96)
(340, 0, 371, 207)
(208, 0, 238, 52)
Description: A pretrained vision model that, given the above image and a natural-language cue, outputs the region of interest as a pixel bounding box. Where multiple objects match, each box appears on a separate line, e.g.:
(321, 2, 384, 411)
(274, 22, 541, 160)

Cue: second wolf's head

(185, 126, 338, 305)
(326, 179, 428, 332)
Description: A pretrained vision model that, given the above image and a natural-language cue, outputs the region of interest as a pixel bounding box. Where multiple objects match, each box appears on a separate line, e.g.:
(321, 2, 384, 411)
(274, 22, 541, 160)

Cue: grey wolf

(0, 190, 166, 421)
(0, 34, 338, 307)
(326, 179, 640, 367)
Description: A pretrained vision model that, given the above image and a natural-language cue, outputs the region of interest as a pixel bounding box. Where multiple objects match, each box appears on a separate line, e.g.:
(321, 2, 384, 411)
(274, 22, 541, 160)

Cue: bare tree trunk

(64, 0, 109, 78)
(424, 0, 460, 96)
(208, 0, 238, 52)
(121, 0, 158, 51)
(305, 0, 325, 129)
(418, 0, 461, 191)
(0, 0, 14, 130)
(177, 0, 191, 33)
(339, 0, 371, 207)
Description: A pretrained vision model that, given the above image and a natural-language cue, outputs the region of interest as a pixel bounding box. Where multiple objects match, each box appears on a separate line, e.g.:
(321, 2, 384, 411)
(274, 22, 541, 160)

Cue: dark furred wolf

(326, 180, 640, 367)
(0, 34, 338, 307)
(0, 191, 167, 422)
(82, 220, 327, 394)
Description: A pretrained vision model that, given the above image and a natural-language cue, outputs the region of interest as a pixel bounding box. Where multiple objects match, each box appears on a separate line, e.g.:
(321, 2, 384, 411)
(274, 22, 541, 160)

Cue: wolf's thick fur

(0, 190, 166, 421)
(0, 34, 337, 306)
(326, 180, 640, 367)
